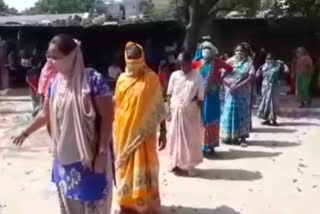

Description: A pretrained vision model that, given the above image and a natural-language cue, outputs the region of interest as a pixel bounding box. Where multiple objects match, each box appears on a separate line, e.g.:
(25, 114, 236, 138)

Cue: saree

(297, 72, 312, 102)
(49, 41, 113, 214)
(221, 57, 254, 143)
(198, 60, 221, 151)
(194, 57, 233, 152)
(167, 70, 204, 171)
(256, 62, 281, 121)
(113, 42, 165, 214)
(38, 59, 57, 95)
(295, 55, 313, 102)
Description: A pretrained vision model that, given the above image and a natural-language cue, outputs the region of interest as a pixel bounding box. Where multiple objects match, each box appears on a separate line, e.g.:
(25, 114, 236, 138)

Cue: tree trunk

(183, 0, 202, 54)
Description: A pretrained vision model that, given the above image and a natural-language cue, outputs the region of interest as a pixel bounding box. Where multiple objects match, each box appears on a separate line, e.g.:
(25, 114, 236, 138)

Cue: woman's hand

(12, 132, 29, 147)
(116, 158, 126, 170)
(93, 154, 108, 174)
(166, 112, 172, 122)
(158, 131, 167, 151)
(12, 99, 49, 148)
(229, 84, 239, 92)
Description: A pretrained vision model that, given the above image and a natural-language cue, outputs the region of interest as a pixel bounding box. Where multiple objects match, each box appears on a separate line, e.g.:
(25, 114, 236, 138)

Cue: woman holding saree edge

(13, 34, 114, 214)
(256, 53, 282, 126)
(221, 43, 255, 146)
(113, 42, 166, 214)
(193, 41, 233, 155)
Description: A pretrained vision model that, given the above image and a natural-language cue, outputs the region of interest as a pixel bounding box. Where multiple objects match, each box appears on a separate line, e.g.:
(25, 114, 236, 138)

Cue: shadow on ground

(248, 140, 300, 148)
(0, 88, 30, 96)
(162, 205, 241, 214)
(0, 109, 32, 114)
(252, 127, 297, 133)
(212, 149, 282, 160)
(0, 98, 31, 102)
(197, 168, 262, 181)
(279, 122, 319, 126)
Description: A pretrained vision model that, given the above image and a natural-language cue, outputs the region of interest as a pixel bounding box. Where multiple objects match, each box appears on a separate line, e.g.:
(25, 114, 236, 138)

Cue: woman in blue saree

(193, 42, 233, 155)
(256, 53, 282, 126)
(221, 43, 255, 146)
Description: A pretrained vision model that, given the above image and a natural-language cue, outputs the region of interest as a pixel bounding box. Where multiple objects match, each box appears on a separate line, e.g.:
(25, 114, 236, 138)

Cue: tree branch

(208, 7, 232, 16)
(186, 0, 200, 29)
(208, 1, 239, 16)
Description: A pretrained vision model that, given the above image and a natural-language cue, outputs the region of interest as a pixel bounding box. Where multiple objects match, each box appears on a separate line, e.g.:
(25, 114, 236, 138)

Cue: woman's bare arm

(13, 97, 49, 146)
(94, 95, 114, 155)
(92, 95, 114, 173)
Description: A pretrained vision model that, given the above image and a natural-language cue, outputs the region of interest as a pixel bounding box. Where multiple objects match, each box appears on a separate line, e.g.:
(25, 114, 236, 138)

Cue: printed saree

(197, 60, 221, 152)
(113, 42, 166, 214)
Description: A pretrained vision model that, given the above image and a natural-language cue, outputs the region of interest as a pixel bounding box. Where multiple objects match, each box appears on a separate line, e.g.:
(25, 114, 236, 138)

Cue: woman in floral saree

(256, 53, 282, 126)
(113, 42, 166, 214)
(193, 41, 233, 155)
(221, 43, 255, 146)
(13, 34, 114, 214)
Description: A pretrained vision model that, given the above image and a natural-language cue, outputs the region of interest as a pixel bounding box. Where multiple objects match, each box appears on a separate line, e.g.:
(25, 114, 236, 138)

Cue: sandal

(261, 120, 271, 125)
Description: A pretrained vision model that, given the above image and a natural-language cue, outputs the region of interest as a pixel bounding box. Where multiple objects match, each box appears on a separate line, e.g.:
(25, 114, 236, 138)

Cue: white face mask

(202, 49, 213, 60)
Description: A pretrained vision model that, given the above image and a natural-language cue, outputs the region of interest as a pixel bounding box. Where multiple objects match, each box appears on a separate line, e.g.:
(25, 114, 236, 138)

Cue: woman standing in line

(221, 43, 255, 146)
(113, 42, 166, 214)
(13, 34, 114, 214)
(193, 41, 233, 155)
(256, 53, 282, 126)
(167, 52, 204, 176)
(295, 47, 314, 107)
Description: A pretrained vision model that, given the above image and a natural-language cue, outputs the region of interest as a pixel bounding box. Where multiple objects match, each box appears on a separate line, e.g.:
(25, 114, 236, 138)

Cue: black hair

(181, 51, 192, 63)
(266, 52, 276, 59)
(51, 34, 77, 55)
(235, 42, 252, 57)
(126, 44, 142, 59)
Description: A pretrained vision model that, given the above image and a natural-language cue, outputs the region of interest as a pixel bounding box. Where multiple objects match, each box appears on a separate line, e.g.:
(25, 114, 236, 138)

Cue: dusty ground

(0, 89, 319, 214)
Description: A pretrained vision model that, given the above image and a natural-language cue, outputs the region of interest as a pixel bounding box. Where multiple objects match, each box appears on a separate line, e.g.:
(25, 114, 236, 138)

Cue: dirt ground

(0, 89, 319, 214)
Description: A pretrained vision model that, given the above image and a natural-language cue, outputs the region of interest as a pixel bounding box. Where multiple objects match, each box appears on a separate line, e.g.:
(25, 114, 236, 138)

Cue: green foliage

(286, 0, 320, 16)
(23, 0, 104, 14)
(0, 0, 18, 14)
(140, 0, 154, 15)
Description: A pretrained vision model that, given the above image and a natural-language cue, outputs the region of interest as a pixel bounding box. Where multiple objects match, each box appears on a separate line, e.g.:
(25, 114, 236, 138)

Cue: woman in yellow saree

(113, 42, 166, 214)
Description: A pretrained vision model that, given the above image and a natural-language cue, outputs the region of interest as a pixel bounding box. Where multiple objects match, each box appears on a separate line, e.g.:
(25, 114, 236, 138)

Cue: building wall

(104, 0, 141, 18)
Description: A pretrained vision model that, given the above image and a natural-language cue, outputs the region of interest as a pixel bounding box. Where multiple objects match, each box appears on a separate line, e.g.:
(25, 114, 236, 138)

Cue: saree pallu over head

(114, 42, 166, 212)
(49, 41, 97, 167)
(38, 59, 57, 95)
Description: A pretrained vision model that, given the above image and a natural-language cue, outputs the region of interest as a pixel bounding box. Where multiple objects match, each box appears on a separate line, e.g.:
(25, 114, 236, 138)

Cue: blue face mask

(202, 49, 213, 60)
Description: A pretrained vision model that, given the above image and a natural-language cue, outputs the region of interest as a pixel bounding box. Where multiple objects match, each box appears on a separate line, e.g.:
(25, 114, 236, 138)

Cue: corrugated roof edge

(0, 13, 180, 27)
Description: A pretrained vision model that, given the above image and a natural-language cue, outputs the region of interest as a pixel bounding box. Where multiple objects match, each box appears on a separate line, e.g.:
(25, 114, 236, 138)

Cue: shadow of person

(279, 122, 319, 126)
(162, 205, 241, 214)
(196, 168, 262, 181)
(0, 109, 32, 115)
(248, 140, 300, 148)
(252, 127, 297, 133)
(212, 149, 282, 160)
